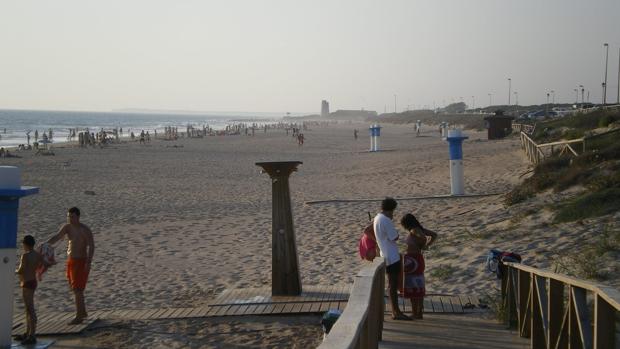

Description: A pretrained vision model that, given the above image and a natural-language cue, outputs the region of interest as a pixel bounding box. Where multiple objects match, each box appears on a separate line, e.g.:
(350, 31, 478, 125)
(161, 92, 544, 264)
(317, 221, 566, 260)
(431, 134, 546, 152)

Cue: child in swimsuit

(400, 213, 438, 319)
(15, 235, 43, 345)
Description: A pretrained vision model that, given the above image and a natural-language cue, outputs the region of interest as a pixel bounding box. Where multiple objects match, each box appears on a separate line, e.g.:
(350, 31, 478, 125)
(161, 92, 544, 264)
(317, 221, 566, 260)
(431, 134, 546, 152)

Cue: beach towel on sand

(36, 243, 56, 281)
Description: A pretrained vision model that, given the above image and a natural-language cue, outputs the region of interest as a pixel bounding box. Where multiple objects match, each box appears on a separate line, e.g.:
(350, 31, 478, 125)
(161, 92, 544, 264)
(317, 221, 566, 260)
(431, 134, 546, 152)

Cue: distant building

(329, 109, 378, 119)
(321, 100, 330, 118)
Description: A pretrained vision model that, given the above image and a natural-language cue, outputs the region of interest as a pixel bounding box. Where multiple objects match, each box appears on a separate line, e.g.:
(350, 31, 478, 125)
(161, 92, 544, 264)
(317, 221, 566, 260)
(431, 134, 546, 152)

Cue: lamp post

(546, 93, 550, 116)
(551, 90, 555, 104)
(508, 78, 512, 105)
(603, 43, 609, 105)
(471, 96, 475, 109)
(394, 94, 397, 113)
(574, 89, 579, 104)
(580, 85, 585, 107)
(488, 93, 492, 107)
(602, 83, 606, 104)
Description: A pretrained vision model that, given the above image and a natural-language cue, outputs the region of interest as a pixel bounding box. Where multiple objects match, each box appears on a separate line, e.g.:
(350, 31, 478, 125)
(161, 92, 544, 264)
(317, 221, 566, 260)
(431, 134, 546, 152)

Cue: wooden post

(594, 294, 615, 349)
(518, 270, 531, 338)
(548, 279, 564, 348)
(531, 276, 546, 348)
(256, 161, 303, 296)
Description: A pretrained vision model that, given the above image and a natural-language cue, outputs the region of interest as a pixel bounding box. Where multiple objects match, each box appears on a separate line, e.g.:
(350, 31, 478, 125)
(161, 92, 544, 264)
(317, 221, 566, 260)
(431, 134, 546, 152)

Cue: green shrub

(554, 188, 620, 222)
(598, 114, 617, 128)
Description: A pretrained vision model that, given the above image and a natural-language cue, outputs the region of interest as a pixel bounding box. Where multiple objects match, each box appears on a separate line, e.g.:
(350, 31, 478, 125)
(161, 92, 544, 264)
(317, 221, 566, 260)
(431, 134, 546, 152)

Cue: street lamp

(488, 93, 492, 107)
(574, 88, 579, 104)
(603, 43, 609, 105)
(580, 85, 585, 106)
(471, 96, 475, 109)
(551, 90, 555, 104)
(508, 78, 512, 105)
(514, 91, 518, 105)
(394, 94, 397, 113)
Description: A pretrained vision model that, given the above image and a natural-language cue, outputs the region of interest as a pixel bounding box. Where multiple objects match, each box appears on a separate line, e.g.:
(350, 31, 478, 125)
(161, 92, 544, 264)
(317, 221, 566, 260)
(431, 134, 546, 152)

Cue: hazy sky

(2, 0, 619, 114)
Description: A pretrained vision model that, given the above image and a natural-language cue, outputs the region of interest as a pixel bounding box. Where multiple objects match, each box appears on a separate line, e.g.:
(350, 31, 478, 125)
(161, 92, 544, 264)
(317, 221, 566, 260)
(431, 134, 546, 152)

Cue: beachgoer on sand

(400, 213, 437, 319)
(15, 235, 43, 345)
(46, 207, 95, 325)
(374, 198, 411, 320)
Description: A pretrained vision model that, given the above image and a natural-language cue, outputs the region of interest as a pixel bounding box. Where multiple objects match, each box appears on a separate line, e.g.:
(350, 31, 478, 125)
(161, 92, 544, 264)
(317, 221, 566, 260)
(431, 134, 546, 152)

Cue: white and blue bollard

(0, 166, 38, 347)
(369, 125, 382, 152)
(445, 129, 468, 195)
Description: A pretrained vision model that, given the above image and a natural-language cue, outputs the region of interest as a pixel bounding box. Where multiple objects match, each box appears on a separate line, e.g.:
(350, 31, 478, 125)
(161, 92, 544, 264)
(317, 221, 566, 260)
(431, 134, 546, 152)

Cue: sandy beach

(6, 121, 618, 348)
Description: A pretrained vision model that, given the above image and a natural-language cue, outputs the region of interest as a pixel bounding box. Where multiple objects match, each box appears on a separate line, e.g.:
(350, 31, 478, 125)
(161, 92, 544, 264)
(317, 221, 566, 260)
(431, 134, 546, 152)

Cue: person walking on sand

(374, 198, 411, 320)
(400, 213, 437, 319)
(47, 207, 95, 325)
(15, 235, 43, 345)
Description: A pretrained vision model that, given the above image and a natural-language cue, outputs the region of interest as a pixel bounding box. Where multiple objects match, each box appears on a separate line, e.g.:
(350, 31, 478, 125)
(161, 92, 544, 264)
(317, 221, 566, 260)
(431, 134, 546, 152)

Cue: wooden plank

(195, 305, 215, 317)
(222, 305, 240, 316)
(299, 301, 315, 314)
(450, 296, 464, 313)
(572, 287, 593, 348)
(253, 303, 272, 315)
(212, 305, 231, 317)
(139, 308, 161, 320)
(548, 279, 564, 348)
(440, 296, 454, 313)
(149, 308, 170, 319)
(423, 297, 434, 313)
(272, 302, 288, 314)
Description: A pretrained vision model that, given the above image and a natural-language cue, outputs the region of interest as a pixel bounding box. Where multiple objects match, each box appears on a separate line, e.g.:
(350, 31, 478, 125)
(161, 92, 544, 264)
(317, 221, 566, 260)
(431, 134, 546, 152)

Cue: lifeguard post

(0, 167, 38, 348)
(255, 161, 302, 296)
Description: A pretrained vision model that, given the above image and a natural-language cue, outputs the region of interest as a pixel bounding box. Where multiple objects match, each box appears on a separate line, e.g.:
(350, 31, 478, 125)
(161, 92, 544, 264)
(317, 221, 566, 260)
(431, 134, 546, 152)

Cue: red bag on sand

(359, 224, 378, 261)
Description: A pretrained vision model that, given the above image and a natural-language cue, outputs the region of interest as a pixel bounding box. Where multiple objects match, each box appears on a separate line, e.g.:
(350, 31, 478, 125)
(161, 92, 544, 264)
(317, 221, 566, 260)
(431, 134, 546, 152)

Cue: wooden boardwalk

(12, 285, 484, 336)
(379, 313, 529, 349)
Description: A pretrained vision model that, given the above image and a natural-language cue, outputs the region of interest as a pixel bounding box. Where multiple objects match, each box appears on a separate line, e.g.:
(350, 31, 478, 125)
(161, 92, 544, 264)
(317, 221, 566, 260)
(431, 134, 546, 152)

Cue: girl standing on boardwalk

(400, 213, 437, 319)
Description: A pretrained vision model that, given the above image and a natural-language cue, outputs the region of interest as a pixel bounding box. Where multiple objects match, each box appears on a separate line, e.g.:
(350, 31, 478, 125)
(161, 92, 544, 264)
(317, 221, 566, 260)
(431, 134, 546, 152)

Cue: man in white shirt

(374, 197, 411, 320)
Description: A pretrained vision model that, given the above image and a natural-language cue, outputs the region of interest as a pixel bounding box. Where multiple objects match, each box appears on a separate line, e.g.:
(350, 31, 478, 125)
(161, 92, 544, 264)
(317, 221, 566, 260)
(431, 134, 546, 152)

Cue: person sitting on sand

(374, 198, 411, 320)
(400, 213, 437, 319)
(15, 235, 43, 345)
(46, 207, 95, 325)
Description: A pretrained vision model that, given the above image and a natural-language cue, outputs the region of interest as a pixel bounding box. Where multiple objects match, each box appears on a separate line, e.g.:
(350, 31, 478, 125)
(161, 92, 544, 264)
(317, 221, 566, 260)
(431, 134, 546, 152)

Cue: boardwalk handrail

(319, 258, 386, 349)
(518, 132, 586, 165)
(500, 262, 620, 348)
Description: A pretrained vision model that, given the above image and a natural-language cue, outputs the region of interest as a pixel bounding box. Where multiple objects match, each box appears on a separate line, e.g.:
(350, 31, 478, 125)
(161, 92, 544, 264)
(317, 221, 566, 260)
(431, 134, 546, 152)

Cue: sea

(0, 109, 289, 148)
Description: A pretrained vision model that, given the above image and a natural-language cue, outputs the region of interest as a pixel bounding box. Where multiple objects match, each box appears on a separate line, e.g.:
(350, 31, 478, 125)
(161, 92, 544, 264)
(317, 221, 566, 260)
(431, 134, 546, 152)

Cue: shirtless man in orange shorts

(47, 207, 95, 325)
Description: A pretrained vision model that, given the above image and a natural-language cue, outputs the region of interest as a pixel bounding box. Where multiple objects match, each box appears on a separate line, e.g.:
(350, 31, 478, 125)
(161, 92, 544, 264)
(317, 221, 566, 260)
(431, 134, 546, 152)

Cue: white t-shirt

(373, 212, 401, 266)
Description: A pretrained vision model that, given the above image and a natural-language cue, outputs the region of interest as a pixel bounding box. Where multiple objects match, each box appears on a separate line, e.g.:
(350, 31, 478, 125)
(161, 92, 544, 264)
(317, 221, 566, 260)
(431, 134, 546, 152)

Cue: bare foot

(68, 317, 84, 325)
(392, 313, 412, 321)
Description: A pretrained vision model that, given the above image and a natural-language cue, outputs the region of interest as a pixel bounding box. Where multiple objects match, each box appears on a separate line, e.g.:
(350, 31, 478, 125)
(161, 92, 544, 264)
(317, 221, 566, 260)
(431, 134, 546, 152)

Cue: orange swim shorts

(66, 257, 90, 290)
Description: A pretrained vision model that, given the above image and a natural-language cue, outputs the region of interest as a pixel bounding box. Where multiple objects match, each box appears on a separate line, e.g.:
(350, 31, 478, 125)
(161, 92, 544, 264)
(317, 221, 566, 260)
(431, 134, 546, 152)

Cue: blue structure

(445, 129, 468, 195)
(368, 125, 382, 152)
(0, 166, 38, 347)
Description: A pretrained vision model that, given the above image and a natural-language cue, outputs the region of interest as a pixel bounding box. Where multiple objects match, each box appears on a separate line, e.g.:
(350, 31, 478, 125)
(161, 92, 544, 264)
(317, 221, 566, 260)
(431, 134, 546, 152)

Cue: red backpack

(359, 224, 378, 261)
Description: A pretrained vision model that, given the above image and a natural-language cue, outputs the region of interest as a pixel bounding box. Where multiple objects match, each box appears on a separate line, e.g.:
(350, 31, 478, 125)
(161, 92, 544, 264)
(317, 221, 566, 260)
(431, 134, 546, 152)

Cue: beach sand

(6, 122, 618, 347)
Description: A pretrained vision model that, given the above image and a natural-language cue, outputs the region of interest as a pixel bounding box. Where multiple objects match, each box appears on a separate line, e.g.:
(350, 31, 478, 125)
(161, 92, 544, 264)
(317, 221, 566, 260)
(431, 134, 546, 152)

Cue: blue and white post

(0, 166, 38, 347)
(445, 129, 468, 195)
(369, 124, 382, 152)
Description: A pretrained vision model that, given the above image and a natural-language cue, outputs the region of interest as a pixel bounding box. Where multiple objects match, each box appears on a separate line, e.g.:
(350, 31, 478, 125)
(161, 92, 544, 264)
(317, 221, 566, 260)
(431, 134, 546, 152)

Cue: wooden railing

(519, 132, 585, 165)
(501, 262, 620, 348)
(513, 123, 536, 135)
(318, 258, 385, 349)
